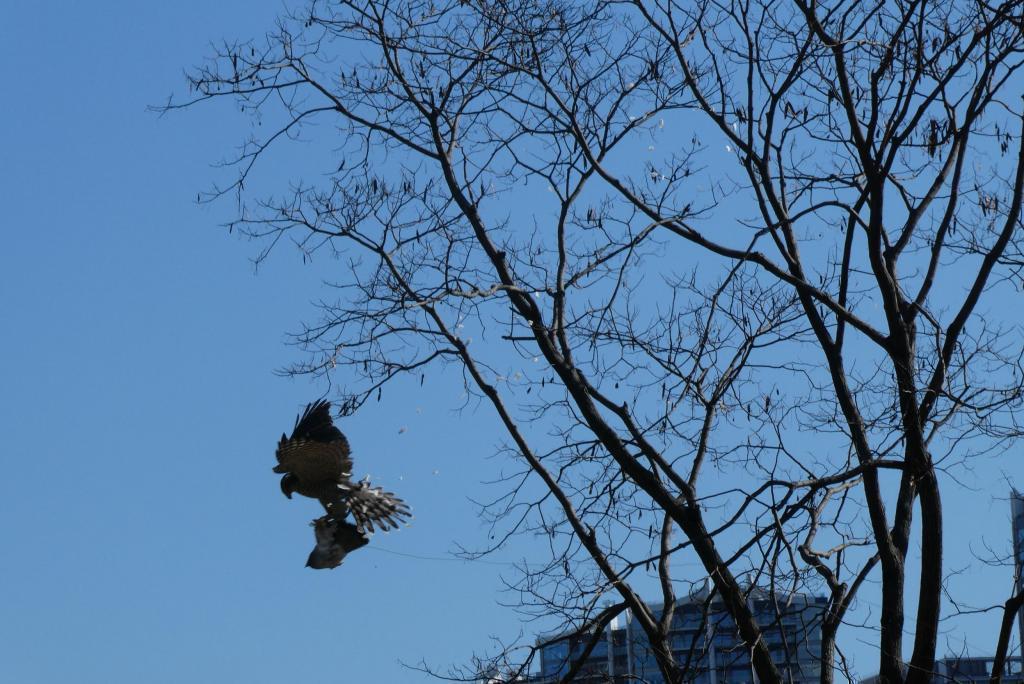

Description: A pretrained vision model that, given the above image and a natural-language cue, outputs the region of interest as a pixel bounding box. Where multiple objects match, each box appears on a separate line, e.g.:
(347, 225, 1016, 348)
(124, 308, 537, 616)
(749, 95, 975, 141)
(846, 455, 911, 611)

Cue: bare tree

(165, 1, 1024, 682)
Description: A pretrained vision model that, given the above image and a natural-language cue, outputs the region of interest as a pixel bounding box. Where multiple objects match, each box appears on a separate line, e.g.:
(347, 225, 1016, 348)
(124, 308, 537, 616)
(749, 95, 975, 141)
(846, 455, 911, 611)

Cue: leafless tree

(164, 1, 1024, 682)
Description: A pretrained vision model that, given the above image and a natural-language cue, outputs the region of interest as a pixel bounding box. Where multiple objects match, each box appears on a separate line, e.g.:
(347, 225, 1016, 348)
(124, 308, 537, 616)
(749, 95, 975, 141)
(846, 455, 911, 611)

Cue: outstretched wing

(274, 400, 353, 481)
(340, 478, 412, 534)
(291, 399, 345, 443)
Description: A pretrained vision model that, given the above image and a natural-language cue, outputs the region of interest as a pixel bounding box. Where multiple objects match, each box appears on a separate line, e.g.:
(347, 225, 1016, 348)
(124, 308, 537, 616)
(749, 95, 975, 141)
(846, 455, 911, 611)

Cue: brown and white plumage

(338, 478, 412, 534)
(274, 399, 353, 484)
(273, 400, 411, 564)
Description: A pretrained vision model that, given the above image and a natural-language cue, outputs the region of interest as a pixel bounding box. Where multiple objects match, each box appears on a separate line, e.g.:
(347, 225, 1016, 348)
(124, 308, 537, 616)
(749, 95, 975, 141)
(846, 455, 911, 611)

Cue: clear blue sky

(1, 3, 1020, 683)
(0, 3, 521, 682)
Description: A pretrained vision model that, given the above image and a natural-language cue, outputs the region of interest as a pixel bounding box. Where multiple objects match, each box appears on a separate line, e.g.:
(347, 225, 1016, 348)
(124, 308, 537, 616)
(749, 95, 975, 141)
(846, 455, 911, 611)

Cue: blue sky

(0, 3, 517, 681)
(1, 2, 1021, 682)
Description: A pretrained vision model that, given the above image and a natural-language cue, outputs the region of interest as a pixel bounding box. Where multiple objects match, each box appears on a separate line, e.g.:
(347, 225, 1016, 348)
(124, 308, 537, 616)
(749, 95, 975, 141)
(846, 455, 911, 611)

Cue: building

(1013, 488, 1024, 661)
(859, 490, 1024, 684)
(935, 655, 1024, 682)
(860, 656, 1024, 683)
(534, 617, 625, 684)
(531, 585, 827, 684)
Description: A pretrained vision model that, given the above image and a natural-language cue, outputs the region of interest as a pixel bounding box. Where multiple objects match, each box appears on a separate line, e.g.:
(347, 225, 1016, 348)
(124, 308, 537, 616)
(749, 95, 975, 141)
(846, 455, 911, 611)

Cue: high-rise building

(934, 655, 1024, 682)
(860, 656, 1024, 683)
(859, 489, 1024, 684)
(530, 585, 827, 684)
(1013, 488, 1024, 661)
(534, 618, 623, 684)
(516, 491, 1024, 684)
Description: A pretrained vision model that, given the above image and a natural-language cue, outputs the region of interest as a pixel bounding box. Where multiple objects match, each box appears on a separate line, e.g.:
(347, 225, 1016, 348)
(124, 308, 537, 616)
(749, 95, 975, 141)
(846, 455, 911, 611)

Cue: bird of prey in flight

(274, 399, 411, 568)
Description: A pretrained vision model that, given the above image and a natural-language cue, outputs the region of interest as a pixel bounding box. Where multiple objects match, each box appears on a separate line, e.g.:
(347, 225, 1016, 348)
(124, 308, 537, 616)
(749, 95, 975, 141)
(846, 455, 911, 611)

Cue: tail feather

(339, 478, 412, 533)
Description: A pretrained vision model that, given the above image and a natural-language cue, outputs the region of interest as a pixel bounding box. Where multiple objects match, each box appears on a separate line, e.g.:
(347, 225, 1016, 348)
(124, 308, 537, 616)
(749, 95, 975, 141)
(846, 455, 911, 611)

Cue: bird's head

(306, 548, 342, 570)
(280, 473, 299, 499)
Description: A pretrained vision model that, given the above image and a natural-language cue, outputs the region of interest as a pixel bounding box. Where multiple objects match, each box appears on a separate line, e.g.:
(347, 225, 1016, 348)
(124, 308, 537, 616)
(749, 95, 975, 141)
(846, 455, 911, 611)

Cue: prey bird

(306, 516, 370, 570)
(274, 399, 411, 567)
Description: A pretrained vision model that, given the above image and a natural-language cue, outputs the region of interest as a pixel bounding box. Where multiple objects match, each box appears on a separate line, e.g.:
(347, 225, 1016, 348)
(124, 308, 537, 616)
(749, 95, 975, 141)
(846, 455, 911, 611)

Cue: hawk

(274, 399, 411, 554)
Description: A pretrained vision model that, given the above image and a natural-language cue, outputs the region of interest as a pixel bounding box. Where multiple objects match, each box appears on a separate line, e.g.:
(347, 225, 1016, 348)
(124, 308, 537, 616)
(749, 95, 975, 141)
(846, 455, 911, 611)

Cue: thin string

(365, 544, 530, 567)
